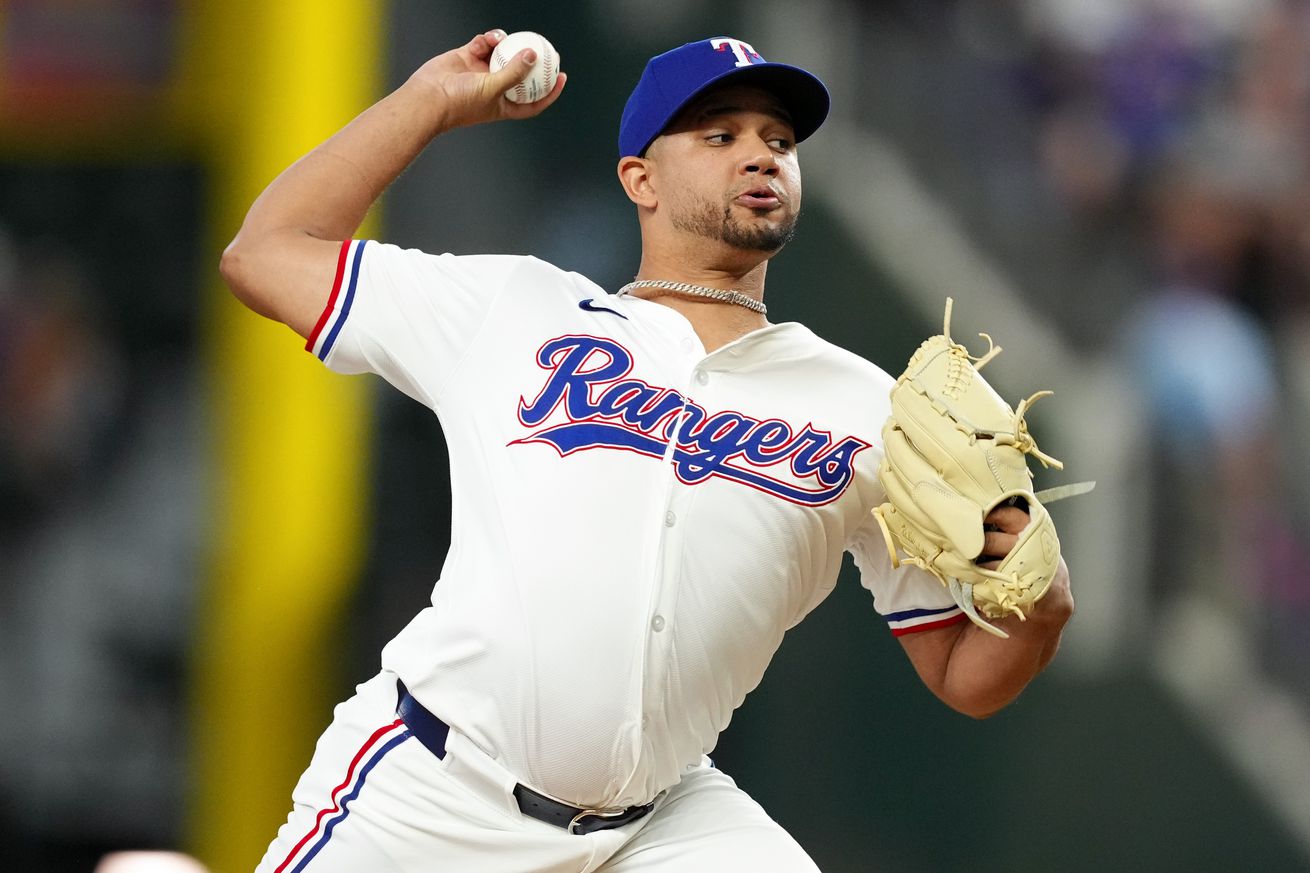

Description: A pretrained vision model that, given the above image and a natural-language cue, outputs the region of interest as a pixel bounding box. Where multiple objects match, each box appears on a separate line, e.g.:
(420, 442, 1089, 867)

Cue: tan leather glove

(873, 299, 1091, 638)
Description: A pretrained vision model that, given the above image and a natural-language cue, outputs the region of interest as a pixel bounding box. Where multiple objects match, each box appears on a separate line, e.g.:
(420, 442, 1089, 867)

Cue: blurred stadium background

(1, 0, 1308, 870)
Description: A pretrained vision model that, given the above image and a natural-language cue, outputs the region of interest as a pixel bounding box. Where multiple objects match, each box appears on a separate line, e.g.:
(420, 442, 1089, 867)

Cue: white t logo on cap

(711, 37, 762, 67)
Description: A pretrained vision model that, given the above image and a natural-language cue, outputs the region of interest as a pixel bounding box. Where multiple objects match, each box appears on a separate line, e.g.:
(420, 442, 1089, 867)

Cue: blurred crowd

(859, 0, 1310, 696)
(0, 166, 205, 870)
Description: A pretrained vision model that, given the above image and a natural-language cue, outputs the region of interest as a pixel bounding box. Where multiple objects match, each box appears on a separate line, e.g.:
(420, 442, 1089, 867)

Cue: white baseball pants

(255, 670, 821, 873)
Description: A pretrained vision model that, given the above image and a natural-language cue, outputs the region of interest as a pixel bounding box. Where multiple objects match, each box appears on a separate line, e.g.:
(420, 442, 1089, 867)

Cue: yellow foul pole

(183, 1, 381, 868)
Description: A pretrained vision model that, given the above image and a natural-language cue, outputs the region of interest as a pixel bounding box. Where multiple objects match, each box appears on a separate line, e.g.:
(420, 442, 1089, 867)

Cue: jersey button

(695, 369, 710, 386)
(651, 614, 666, 632)
(664, 511, 676, 527)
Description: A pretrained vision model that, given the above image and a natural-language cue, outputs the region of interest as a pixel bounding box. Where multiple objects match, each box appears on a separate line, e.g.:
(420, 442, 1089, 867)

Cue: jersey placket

(634, 334, 706, 780)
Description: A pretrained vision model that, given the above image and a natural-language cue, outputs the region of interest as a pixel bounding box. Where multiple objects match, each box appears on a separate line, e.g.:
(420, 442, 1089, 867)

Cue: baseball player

(222, 30, 1074, 872)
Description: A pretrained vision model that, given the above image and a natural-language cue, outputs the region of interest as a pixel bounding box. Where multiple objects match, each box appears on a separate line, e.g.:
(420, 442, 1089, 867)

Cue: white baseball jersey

(305, 240, 963, 810)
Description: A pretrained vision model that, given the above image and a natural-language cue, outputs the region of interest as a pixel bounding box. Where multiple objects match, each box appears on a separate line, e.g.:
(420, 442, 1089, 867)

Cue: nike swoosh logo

(579, 298, 628, 319)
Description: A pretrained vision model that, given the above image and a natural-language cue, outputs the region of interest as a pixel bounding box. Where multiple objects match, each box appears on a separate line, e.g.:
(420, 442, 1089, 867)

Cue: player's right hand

(408, 29, 567, 130)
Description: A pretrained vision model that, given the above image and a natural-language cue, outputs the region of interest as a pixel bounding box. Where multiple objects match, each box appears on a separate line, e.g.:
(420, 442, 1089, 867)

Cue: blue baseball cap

(618, 37, 830, 159)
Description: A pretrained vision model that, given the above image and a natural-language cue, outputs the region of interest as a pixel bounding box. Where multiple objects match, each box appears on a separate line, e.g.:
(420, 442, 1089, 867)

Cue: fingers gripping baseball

(488, 49, 567, 115)
(410, 29, 566, 129)
(485, 32, 564, 108)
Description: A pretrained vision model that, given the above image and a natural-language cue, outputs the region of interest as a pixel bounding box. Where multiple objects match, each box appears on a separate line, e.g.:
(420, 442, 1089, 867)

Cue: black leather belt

(396, 680, 654, 835)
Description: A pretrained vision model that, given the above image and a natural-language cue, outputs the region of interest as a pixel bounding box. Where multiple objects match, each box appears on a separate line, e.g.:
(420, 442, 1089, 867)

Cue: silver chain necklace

(616, 279, 767, 316)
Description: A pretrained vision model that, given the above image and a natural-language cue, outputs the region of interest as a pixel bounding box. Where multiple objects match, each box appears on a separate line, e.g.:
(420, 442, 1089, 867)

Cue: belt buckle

(568, 806, 630, 835)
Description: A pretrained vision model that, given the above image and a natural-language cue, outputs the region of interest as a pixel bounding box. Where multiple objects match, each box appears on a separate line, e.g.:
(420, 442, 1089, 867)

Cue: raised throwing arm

(219, 29, 566, 336)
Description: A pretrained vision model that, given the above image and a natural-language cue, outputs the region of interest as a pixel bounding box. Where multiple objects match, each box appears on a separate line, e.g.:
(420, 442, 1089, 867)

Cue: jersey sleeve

(304, 239, 525, 407)
(847, 510, 965, 637)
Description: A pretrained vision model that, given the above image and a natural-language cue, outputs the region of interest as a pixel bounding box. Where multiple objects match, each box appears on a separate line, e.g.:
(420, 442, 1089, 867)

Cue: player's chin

(715, 205, 798, 253)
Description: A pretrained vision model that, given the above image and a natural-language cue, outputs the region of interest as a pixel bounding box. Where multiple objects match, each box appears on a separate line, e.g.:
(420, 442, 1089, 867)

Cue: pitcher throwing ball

(223, 29, 1076, 873)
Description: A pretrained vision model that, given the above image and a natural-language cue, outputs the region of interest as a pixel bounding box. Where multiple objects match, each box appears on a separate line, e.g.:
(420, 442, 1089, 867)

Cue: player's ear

(617, 155, 657, 209)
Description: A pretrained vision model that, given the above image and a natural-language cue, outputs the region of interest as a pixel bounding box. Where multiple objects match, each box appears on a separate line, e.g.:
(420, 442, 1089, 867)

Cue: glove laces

(944, 297, 1063, 470)
(943, 297, 1003, 371)
(1010, 390, 1063, 470)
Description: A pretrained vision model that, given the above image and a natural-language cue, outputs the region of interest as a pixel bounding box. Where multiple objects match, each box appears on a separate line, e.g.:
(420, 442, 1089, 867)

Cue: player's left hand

(976, 505, 1073, 626)
(977, 505, 1029, 570)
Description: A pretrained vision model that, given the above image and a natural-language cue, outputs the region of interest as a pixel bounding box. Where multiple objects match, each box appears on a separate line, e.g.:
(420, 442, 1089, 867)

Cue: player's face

(648, 85, 801, 253)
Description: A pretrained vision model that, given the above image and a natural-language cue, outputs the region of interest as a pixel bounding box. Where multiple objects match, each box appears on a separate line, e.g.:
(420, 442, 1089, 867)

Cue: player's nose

(738, 137, 779, 177)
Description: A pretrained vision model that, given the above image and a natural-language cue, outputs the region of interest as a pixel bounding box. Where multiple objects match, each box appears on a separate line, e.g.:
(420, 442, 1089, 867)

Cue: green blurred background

(1, 1, 1308, 871)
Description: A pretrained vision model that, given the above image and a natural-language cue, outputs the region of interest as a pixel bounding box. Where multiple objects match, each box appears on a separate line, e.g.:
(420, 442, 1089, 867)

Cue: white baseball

(489, 31, 560, 104)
